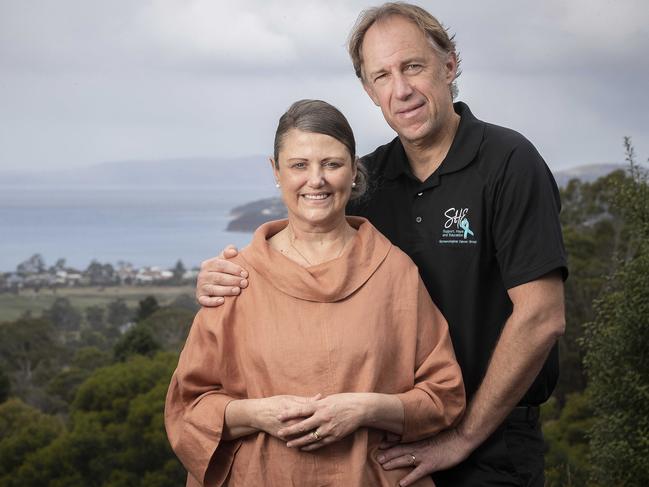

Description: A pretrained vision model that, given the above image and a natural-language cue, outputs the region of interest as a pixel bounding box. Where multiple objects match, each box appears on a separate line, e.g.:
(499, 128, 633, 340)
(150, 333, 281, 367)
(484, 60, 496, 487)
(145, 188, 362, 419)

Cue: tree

(170, 294, 199, 312)
(85, 260, 116, 286)
(138, 307, 194, 353)
(0, 318, 58, 396)
(136, 296, 160, 323)
(0, 365, 10, 404)
(582, 139, 649, 485)
(555, 169, 635, 402)
(12, 354, 185, 486)
(79, 329, 108, 350)
(48, 258, 67, 274)
(44, 297, 82, 332)
(106, 299, 132, 328)
(113, 326, 161, 362)
(72, 347, 111, 371)
(0, 398, 64, 484)
(85, 305, 105, 330)
(543, 392, 593, 486)
(47, 347, 110, 405)
(16, 254, 46, 276)
(172, 260, 186, 284)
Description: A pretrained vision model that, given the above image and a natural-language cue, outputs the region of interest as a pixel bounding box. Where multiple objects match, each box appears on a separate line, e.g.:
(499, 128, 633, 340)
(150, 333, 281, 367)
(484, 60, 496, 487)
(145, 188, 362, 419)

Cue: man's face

(360, 15, 457, 145)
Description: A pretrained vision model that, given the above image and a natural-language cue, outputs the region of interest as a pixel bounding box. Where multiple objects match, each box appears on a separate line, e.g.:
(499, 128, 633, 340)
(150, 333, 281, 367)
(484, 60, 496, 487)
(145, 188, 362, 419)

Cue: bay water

(0, 186, 276, 272)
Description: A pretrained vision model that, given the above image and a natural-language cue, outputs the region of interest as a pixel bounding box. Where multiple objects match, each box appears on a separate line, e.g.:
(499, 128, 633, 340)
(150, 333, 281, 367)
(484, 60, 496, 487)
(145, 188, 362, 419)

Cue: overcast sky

(1, 0, 648, 173)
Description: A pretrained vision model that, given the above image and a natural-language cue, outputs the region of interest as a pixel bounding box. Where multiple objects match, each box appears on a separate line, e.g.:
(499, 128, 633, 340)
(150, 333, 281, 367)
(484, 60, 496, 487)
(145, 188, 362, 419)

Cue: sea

(0, 186, 276, 272)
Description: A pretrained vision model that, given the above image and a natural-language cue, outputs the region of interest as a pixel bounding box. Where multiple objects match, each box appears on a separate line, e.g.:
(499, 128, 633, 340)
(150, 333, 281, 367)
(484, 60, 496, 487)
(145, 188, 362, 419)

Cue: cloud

(138, 1, 298, 68)
(0, 0, 362, 75)
(447, 0, 649, 76)
(0, 0, 647, 171)
(136, 0, 364, 73)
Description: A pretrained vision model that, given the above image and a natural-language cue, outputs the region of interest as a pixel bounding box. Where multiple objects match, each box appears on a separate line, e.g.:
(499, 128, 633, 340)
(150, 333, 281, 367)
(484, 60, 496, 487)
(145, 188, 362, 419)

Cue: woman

(165, 100, 465, 486)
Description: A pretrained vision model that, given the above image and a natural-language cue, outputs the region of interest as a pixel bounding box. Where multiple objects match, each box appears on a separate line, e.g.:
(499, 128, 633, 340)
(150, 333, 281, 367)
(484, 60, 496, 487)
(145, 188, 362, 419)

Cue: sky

(1, 0, 648, 173)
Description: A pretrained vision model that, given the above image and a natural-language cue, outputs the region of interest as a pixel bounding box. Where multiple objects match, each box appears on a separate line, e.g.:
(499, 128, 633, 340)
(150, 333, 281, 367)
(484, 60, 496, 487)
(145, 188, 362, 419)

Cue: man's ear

(443, 52, 458, 85)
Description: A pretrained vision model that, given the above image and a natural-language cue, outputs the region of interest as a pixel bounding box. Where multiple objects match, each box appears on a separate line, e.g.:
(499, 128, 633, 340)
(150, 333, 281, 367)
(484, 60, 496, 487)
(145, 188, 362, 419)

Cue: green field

(0, 285, 196, 322)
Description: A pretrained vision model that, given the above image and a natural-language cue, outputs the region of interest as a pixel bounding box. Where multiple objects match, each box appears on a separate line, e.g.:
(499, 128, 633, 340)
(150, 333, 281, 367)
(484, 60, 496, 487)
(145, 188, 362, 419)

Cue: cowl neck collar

(241, 217, 392, 303)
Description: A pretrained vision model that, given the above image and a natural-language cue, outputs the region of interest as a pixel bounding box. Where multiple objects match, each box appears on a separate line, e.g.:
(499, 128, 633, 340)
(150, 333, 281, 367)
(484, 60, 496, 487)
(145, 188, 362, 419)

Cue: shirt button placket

(414, 190, 424, 224)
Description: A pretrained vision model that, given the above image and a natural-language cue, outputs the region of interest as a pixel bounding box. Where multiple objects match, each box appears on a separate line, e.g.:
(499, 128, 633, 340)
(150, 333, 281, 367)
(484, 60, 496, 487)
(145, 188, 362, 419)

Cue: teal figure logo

(460, 218, 474, 239)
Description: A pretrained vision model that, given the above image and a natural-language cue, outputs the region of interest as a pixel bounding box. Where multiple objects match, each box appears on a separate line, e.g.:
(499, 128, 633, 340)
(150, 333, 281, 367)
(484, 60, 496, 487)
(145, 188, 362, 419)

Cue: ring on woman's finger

(311, 430, 321, 441)
(408, 453, 416, 465)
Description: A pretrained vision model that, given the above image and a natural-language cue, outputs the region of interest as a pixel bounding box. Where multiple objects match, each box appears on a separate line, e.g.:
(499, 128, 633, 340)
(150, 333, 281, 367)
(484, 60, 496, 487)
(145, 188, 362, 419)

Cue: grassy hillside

(0, 285, 195, 322)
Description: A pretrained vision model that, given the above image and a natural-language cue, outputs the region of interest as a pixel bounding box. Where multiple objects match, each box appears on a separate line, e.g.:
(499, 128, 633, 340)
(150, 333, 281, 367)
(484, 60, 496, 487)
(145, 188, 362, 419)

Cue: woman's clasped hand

(277, 393, 401, 451)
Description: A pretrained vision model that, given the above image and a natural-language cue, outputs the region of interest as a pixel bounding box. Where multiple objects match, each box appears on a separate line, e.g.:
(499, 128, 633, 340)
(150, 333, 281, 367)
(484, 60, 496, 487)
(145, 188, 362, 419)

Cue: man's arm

(377, 270, 565, 486)
(196, 246, 249, 307)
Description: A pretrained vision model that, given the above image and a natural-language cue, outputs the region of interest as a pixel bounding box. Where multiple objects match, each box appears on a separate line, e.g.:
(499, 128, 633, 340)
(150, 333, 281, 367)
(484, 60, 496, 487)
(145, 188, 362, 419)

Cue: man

(196, 3, 567, 486)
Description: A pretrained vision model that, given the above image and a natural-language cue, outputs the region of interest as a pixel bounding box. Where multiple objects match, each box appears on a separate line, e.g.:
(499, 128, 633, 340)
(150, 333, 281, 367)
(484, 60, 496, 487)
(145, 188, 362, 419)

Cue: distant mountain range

(552, 163, 627, 188)
(1, 157, 631, 189)
(0, 156, 273, 189)
(1, 158, 630, 190)
(1, 158, 634, 232)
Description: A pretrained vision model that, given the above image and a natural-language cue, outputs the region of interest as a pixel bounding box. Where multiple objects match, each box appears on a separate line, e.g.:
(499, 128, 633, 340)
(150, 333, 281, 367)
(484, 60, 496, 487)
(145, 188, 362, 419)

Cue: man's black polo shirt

(349, 102, 568, 404)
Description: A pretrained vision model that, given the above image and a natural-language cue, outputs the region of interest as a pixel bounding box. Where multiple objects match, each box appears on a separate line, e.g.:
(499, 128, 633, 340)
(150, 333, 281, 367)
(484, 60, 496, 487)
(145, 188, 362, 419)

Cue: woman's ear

(269, 157, 280, 187)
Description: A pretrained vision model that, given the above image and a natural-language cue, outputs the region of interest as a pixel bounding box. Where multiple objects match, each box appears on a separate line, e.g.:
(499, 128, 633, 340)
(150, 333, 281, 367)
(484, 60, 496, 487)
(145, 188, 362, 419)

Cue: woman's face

(272, 129, 356, 229)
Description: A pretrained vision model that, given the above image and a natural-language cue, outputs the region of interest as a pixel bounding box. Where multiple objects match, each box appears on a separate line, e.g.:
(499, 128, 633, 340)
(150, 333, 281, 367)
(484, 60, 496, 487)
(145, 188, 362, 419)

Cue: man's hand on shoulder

(196, 245, 249, 307)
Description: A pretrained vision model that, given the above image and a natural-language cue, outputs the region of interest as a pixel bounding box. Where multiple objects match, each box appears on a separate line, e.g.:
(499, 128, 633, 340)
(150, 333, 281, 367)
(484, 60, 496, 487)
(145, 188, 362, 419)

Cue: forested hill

(552, 163, 626, 187)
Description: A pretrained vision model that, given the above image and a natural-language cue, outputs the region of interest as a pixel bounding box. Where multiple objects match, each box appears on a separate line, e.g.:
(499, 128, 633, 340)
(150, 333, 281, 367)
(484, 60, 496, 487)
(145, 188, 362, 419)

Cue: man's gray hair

(347, 2, 461, 99)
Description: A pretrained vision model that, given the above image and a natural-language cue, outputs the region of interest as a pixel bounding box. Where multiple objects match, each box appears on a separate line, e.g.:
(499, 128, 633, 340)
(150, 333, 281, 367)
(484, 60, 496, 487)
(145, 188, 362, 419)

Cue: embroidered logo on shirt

(439, 207, 478, 245)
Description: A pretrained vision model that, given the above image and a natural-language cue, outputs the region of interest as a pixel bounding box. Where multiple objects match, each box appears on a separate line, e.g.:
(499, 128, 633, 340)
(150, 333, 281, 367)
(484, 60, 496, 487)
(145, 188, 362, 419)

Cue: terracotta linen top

(165, 217, 465, 487)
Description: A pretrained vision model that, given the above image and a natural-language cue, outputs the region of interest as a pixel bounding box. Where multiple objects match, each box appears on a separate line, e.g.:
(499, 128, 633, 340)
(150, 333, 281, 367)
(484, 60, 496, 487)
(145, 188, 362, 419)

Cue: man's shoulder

(475, 119, 560, 207)
(481, 120, 538, 156)
(472, 119, 547, 181)
(349, 138, 402, 215)
(361, 137, 402, 171)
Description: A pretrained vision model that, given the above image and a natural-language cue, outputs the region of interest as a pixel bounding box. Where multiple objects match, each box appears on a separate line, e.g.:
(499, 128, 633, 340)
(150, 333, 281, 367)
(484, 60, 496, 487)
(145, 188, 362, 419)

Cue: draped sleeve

(396, 276, 466, 443)
(165, 306, 244, 486)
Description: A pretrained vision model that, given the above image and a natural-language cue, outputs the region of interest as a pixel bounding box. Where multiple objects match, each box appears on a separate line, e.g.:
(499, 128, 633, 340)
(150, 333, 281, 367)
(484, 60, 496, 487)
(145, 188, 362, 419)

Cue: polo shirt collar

(383, 101, 485, 182)
(383, 138, 410, 180)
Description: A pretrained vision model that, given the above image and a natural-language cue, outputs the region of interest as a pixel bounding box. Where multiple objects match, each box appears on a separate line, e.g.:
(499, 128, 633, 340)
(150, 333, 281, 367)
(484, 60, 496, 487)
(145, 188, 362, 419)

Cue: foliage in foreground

(0, 353, 185, 487)
(543, 392, 593, 486)
(582, 139, 649, 485)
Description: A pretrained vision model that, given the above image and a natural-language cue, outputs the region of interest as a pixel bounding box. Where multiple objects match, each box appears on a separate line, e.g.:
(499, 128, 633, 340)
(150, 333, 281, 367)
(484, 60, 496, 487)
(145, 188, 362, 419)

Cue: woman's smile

(301, 192, 331, 201)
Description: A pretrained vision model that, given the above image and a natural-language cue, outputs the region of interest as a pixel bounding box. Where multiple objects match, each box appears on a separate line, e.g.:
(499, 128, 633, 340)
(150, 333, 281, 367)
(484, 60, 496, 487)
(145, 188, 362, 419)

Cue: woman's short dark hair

(273, 99, 367, 200)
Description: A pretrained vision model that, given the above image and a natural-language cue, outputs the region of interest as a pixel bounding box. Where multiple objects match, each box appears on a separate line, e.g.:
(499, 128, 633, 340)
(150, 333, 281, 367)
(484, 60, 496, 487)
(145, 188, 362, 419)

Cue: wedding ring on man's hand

(409, 453, 416, 465)
(311, 430, 321, 441)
